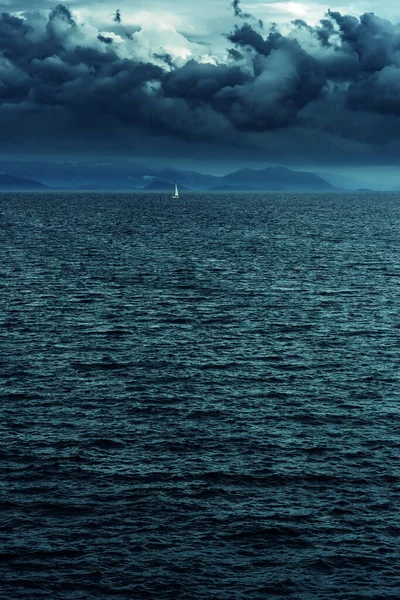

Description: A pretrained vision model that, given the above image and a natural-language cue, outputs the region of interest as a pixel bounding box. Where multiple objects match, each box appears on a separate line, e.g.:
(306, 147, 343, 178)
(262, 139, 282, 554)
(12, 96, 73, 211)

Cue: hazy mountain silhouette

(0, 161, 341, 191)
(318, 172, 368, 190)
(219, 167, 335, 191)
(0, 174, 49, 190)
(142, 180, 189, 191)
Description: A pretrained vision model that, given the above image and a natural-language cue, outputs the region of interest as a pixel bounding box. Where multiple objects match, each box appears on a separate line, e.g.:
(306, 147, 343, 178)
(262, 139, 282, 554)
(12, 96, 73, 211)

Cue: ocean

(1, 191, 400, 599)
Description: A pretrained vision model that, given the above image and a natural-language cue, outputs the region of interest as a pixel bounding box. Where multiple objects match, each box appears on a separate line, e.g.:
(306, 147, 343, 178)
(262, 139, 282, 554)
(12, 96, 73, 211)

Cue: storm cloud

(231, 0, 251, 21)
(2, 3, 400, 164)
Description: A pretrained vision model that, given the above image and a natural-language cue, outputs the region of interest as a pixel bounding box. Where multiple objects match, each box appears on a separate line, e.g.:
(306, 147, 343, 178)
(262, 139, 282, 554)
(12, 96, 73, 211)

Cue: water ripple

(1, 192, 400, 599)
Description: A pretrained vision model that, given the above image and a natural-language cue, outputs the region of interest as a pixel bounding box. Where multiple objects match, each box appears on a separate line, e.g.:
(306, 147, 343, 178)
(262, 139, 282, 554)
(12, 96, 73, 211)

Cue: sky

(2, 0, 400, 175)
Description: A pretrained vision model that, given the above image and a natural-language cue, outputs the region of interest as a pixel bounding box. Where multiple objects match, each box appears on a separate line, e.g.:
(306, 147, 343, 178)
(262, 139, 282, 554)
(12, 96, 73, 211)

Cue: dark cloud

(114, 9, 121, 24)
(48, 3, 77, 30)
(292, 18, 333, 47)
(228, 22, 271, 55)
(328, 10, 397, 73)
(227, 48, 243, 61)
(163, 60, 248, 100)
(97, 34, 113, 44)
(153, 52, 175, 69)
(2, 5, 400, 165)
(231, 0, 251, 20)
(231, 1, 263, 29)
(0, 12, 33, 63)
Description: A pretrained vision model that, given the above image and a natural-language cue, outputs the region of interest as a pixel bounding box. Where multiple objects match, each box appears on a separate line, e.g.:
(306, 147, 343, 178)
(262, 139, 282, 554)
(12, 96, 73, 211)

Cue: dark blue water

(1, 192, 400, 599)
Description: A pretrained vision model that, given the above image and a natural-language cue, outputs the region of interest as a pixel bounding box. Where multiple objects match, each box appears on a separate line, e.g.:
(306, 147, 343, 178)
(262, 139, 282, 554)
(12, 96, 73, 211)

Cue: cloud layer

(2, 3, 400, 165)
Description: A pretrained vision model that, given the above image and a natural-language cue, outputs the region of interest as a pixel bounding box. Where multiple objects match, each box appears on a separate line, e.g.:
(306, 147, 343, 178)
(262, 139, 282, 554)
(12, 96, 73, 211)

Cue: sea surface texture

(1, 192, 400, 599)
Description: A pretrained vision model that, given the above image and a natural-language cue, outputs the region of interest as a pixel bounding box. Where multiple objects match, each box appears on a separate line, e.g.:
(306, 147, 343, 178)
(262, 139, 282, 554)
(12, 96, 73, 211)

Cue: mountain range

(0, 160, 369, 192)
(0, 173, 49, 190)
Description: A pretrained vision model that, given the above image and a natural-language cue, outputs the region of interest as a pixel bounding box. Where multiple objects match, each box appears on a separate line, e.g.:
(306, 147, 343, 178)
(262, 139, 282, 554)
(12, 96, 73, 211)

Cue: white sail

(172, 183, 179, 198)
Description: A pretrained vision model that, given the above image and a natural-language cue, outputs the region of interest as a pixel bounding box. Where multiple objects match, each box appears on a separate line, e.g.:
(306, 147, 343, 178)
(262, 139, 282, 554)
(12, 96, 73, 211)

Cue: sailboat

(172, 183, 180, 199)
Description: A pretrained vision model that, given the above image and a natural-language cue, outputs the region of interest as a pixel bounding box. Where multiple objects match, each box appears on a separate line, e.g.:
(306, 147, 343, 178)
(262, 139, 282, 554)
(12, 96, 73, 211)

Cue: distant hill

(156, 168, 219, 189)
(0, 173, 49, 190)
(0, 161, 341, 191)
(219, 167, 335, 191)
(0, 160, 156, 189)
(318, 172, 365, 190)
(142, 167, 335, 192)
(142, 180, 190, 191)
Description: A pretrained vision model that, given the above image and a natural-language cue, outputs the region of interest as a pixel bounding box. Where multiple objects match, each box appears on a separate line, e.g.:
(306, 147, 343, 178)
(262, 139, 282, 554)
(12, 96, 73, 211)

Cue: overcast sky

(5, 1, 400, 24)
(2, 0, 400, 174)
